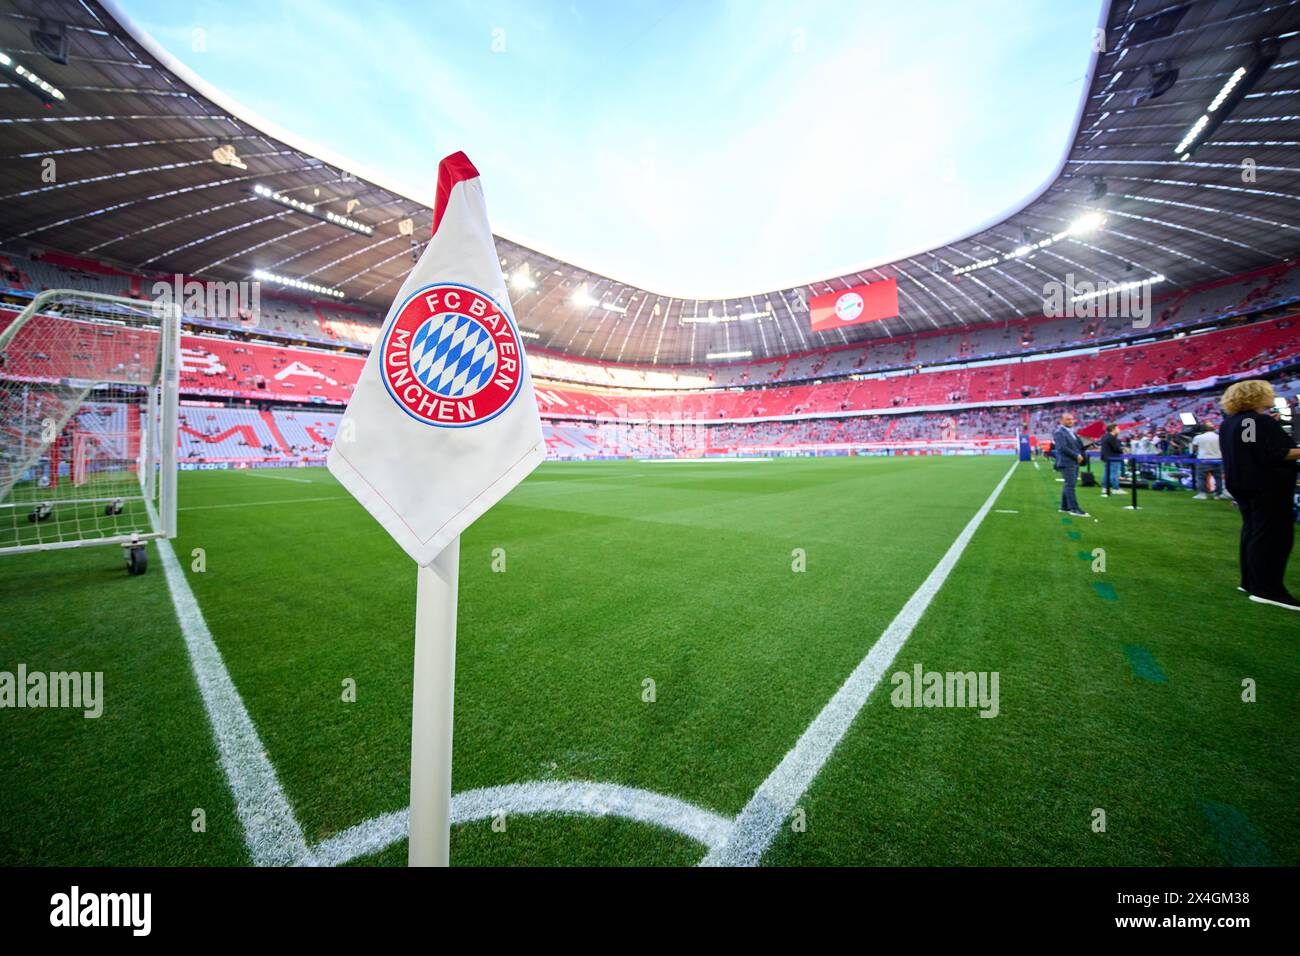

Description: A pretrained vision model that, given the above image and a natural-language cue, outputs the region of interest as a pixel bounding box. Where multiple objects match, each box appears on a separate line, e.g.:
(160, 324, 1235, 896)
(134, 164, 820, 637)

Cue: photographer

(1218, 380, 1300, 611)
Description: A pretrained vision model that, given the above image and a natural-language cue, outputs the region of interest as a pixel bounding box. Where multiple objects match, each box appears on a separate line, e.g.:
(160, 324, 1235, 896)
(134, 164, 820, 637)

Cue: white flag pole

(326, 152, 544, 863)
(408, 534, 460, 866)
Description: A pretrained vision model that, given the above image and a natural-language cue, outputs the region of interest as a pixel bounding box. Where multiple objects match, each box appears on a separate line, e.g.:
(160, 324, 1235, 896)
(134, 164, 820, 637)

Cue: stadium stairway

(259, 410, 291, 454)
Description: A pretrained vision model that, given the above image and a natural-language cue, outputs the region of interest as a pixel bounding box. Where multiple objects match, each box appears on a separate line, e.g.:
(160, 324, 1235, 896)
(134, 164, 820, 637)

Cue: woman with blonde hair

(1218, 379, 1300, 611)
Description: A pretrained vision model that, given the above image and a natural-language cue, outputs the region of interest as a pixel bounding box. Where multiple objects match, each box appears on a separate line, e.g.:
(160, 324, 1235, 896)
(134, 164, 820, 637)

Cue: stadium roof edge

(4, 0, 1298, 364)
(96, 0, 1114, 303)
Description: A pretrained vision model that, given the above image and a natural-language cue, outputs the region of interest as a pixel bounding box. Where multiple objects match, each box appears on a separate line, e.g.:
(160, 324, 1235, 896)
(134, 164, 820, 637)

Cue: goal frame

(0, 289, 180, 555)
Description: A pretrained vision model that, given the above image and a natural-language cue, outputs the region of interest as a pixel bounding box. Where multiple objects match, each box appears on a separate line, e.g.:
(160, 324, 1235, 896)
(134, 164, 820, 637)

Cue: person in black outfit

(1099, 423, 1124, 495)
(1218, 380, 1300, 611)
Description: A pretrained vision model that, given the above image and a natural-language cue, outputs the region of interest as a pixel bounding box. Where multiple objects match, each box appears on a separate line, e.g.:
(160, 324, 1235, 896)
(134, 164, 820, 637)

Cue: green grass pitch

(1, 455, 1295, 866)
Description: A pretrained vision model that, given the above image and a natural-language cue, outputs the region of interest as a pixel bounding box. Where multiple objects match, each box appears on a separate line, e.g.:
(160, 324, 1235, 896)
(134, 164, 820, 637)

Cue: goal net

(0, 289, 179, 560)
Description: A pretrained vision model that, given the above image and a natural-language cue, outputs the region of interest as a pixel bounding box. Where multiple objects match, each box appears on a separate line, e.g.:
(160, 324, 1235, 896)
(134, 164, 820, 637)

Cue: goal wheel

(126, 545, 148, 576)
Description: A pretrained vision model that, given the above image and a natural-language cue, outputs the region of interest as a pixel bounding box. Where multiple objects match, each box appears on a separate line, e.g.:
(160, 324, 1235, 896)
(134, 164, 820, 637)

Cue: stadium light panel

(705, 350, 752, 360)
(0, 51, 66, 104)
(1174, 115, 1209, 156)
(1067, 211, 1106, 236)
(252, 268, 345, 299)
(682, 308, 773, 324)
(570, 285, 598, 309)
(254, 183, 313, 212)
(324, 210, 372, 235)
(952, 256, 999, 277)
(1173, 42, 1278, 160)
(1070, 274, 1165, 303)
(509, 266, 535, 292)
(953, 210, 1108, 278)
(251, 183, 374, 236)
(1207, 66, 1247, 113)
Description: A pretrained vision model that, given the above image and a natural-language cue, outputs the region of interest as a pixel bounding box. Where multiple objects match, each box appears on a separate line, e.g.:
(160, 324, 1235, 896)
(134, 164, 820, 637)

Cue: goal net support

(0, 289, 179, 556)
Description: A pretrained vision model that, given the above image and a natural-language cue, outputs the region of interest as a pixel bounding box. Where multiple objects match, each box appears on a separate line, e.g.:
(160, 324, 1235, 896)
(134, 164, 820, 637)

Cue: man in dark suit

(1053, 412, 1089, 516)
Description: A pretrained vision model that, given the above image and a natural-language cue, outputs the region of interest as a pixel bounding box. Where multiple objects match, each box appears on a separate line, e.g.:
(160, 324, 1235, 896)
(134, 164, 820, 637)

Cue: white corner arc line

(154, 533, 315, 865)
(156, 504, 731, 866)
(700, 460, 1019, 867)
(311, 781, 735, 867)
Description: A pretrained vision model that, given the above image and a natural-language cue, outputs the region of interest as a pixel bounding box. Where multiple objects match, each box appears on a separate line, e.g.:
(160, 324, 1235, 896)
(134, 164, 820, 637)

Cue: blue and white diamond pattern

(409, 313, 498, 398)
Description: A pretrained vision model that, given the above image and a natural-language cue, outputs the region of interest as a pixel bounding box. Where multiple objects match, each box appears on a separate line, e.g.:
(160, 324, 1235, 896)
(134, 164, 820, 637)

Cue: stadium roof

(2, 0, 1299, 365)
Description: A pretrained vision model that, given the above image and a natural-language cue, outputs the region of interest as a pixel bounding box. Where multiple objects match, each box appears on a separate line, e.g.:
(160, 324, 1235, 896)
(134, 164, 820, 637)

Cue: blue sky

(123, 0, 1102, 298)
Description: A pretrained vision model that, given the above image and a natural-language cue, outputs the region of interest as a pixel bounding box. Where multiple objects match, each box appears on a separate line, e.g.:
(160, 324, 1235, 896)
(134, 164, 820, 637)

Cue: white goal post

(0, 289, 179, 572)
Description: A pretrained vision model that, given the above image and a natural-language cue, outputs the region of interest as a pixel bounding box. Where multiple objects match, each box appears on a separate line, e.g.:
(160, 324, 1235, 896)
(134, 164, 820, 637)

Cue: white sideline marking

(240, 472, 313, 483)
(638, 457, 772, 463)
(1033, 460, 1040, 471)
(312, 781, 734, 866)
(154, 535, 314, 865)
(700, 460, 1019, 867)
(180, 495, 349, 512)
(994, 509, 1019, 514)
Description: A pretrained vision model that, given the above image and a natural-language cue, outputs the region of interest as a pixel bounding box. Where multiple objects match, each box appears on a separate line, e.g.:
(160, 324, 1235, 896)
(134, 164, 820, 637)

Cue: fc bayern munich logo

(835, 291, 864, 322)
(379, 282, 524, 428)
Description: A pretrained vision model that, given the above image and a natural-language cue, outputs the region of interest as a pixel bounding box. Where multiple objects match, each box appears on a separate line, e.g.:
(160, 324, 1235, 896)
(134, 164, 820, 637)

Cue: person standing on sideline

(1053, 412, 1089, 516)
(1190, 422, 1228, 500)
(1099, 423, 1124, 495)
(1219, 380, 1300, 611)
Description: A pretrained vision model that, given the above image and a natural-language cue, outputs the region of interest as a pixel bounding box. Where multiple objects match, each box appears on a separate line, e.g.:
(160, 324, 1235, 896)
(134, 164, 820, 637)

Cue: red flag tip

(432, 152, 480, 237)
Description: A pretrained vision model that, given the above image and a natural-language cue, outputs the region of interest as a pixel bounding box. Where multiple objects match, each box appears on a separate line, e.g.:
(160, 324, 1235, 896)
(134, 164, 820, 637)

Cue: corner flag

(327, 152, 546, 866)
(328, 151, 546, 566)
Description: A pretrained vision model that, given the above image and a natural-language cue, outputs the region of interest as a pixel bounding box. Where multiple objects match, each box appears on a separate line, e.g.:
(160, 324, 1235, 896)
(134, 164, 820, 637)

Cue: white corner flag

(328, 151, 546, 866)
(329, 151, 545, 564)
